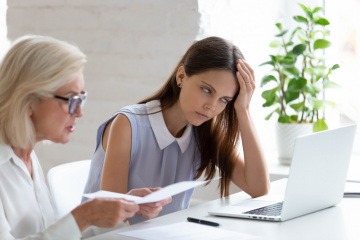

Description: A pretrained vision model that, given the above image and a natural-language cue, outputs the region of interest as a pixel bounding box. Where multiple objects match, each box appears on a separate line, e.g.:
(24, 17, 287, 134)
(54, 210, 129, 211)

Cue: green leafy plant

(260, 3, 339, 132)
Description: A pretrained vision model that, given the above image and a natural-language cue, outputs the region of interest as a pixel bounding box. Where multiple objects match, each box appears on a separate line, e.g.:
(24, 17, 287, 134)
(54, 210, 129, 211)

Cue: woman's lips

(67, 125, 75, 132)
(196, 112, 209, 120)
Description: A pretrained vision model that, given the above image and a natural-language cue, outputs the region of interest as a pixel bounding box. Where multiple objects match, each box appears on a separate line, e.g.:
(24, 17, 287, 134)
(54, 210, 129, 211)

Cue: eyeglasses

(53, 91, 88, 115)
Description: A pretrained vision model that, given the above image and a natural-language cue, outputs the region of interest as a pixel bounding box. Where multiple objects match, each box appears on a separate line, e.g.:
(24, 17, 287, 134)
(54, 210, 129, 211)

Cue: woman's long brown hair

(139, 37, 245, 197)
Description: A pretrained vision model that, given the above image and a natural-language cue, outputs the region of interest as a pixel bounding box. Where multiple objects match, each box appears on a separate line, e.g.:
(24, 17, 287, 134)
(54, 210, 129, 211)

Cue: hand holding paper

(83, 180, 209, 204)
(125, 187, 172, 219)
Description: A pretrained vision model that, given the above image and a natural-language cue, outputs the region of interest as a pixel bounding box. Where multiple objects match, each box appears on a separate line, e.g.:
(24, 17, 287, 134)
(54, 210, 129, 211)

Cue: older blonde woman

(0, 35, 169, 240)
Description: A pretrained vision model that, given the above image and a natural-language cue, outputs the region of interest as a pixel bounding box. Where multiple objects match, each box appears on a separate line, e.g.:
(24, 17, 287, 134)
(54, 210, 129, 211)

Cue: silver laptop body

(209, 124, 357, 222)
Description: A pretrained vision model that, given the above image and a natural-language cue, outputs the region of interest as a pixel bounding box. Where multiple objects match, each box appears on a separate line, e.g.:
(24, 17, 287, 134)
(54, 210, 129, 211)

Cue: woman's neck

(162, 103, 188, 138)
(11, 146, 33, 177)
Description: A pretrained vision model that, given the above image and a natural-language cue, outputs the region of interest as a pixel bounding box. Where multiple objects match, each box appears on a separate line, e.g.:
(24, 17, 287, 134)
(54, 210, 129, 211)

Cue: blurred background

(0, 0, 359, 174)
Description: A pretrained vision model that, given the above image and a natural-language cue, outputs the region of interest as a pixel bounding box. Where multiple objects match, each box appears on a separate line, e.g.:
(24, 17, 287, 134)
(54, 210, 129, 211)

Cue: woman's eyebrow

(201, 81, 234, 99)
(201, 81, 216, 93)
(57, 90, 83, 96)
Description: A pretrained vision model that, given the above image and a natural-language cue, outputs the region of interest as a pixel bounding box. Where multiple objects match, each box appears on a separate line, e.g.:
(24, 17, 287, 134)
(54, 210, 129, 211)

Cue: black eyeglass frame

(53, 90, 88, 115)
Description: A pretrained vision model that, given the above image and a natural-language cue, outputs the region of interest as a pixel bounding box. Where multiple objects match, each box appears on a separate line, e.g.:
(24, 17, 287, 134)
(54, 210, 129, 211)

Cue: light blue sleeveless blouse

(83, 100, 200, 224)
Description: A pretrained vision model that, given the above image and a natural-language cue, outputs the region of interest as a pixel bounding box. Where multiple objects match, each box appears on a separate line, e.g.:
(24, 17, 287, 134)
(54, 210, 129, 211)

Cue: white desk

(86, 179, 360, 240)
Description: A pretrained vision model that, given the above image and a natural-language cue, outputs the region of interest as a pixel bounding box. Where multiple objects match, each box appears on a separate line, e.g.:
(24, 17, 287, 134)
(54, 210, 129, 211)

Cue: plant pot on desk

(276, 122, 313, 165)
(259, 4, 338, 165)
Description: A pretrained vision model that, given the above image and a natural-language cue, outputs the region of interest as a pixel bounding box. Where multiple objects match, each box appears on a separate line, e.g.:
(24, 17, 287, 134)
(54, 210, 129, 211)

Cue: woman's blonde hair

(0, 35, 86, 149)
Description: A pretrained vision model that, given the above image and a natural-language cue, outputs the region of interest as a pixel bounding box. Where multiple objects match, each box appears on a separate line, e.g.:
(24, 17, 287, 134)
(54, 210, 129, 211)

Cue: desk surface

(86, 179, 360, 240)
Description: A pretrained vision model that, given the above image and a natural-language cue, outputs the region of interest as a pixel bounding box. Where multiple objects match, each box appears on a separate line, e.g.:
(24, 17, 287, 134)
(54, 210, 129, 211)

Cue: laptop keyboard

(243, 201, 283, 216)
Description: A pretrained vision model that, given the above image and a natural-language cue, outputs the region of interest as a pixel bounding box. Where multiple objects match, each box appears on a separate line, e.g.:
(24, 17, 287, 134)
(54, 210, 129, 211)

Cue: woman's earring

(177, 82, 181, 88)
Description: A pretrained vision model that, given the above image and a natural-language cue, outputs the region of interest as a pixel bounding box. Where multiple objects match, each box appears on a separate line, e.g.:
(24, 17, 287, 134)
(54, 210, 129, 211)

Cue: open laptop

(209, 124, 357, 222)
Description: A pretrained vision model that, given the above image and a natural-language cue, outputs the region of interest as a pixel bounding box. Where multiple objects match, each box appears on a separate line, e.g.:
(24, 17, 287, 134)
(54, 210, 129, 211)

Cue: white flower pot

(276, 123, 313, 165)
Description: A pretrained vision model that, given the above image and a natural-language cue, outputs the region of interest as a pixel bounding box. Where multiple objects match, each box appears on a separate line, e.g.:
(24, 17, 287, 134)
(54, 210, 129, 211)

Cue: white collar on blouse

(0, 143, 12, 165)
(146, 100, 192, 153)
(0, 143, 38, 181)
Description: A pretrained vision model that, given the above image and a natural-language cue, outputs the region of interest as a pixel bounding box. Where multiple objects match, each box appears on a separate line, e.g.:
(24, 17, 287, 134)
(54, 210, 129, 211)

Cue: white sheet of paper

(83, 180, 208, 204)
(344, 182, 360, 193)
(83, 191, 142, 201)
(118, 222, 259, 240)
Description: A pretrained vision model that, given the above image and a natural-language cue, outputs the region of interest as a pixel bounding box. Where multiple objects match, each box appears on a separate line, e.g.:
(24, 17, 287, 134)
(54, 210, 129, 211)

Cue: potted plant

(260, 3, 339, 164)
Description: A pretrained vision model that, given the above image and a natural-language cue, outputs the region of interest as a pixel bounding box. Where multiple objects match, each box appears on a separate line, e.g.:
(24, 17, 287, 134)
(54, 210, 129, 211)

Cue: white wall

(6, 0, 200, 174)
(7, 0, 357, 203)
(7, 0, 356, 178)
(0, 0, 9, 58)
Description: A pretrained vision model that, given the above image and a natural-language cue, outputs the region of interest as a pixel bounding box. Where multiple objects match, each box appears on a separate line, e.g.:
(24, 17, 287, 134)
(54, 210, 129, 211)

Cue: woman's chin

(189, 118, 209, 127)
(52, 136, 71, 144)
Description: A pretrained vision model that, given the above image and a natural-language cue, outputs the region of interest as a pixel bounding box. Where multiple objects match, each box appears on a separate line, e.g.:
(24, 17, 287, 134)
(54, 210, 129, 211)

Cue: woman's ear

(28, 105, 34, 116)
(28, 98, 39, 116)
(176, 66, 186, 87)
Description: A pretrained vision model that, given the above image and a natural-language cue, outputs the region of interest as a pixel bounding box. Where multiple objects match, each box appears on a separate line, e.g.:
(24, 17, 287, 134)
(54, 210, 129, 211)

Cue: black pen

(187, 217, 220, 227)
(344, 192, 360, 198)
